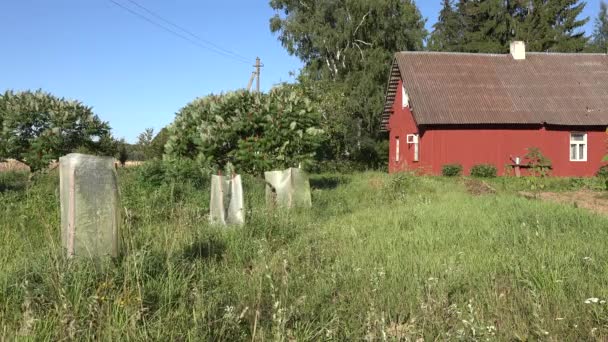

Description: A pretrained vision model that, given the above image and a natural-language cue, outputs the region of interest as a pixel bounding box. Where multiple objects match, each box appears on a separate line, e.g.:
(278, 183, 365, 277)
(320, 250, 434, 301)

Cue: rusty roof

(380, 52, 608, 130)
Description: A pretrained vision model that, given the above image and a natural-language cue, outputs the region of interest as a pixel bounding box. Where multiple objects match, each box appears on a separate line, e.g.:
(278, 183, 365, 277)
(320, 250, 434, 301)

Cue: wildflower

(585, 298, 600, 304)
(583, 257, 592, 262)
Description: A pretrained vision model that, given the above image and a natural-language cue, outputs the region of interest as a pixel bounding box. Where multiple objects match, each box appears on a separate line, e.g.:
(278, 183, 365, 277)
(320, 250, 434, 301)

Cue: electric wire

(123, 0, 251, 64)
(108, 0, 250, 64)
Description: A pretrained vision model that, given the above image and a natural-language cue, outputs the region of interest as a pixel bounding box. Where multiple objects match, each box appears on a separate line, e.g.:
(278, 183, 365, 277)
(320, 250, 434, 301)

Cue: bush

(470, 164, 497, 178)
(441, 164, 463, 177)
(597, 165, 608, 179)
(0, 171, 29, 192)
(165, 87, 325, 175)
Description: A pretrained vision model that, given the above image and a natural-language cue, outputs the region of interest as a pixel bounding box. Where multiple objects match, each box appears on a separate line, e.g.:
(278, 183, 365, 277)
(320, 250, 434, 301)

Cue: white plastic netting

(264, 168, 312, 208)
(59, 153, 121, 258)
(209, 174, 245, 225)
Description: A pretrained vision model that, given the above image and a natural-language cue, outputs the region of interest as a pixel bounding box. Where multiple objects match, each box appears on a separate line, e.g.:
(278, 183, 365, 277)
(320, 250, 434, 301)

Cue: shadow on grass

(0, 172, 29, 192)
(181, 237, 226, 262)
(310, 175, 350, 190)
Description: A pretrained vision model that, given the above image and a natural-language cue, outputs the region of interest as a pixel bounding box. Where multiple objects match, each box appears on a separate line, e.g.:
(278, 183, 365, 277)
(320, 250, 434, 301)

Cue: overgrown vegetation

(2, 168, 608, 340)
(470, 164, 498, 178)
(0, 90, 115, 171)
(165, 87, 324, 174)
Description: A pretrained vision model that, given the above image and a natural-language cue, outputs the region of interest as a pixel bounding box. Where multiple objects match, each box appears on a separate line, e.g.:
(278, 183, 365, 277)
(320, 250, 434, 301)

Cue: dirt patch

(519, 190, 608, 216)
(464, 178, 496, 196)
(0, 159, 30, 172)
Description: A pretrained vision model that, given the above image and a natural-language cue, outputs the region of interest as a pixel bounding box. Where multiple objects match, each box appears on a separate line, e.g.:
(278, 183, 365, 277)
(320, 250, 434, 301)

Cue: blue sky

(0, 1, 602, 142)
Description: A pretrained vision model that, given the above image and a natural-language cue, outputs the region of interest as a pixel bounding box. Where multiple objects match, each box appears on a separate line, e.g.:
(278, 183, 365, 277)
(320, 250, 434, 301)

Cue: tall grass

(1, 169, 608, 340)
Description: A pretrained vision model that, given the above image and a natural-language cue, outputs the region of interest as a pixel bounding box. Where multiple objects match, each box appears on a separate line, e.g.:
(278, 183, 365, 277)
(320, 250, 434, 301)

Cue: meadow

(1, 167, 608, 340)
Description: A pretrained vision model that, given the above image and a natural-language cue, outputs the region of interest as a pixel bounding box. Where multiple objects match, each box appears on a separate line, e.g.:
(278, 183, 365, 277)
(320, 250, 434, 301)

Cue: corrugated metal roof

(380, 52, 608, 130)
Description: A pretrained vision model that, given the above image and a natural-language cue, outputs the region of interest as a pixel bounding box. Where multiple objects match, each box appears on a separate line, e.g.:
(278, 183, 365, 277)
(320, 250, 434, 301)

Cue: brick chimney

(510, 41, 526, 60)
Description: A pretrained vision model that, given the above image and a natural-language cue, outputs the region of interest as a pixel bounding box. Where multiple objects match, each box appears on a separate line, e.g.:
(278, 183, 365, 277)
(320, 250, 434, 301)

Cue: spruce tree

(456, 0, 514, 53)
(428, 0, 462, 51)
(590, 1, 608, 52)
(515, 0, 589, 52)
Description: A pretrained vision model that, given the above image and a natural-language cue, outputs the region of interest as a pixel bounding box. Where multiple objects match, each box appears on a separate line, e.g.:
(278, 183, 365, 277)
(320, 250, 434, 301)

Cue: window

(395, 136, 400, 162)
(570, 132, 587, 161)
(402, 84, 409, 108)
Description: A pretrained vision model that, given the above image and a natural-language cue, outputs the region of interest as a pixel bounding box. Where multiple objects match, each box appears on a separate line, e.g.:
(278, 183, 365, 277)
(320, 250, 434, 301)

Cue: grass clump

(1, 168, 608, 340)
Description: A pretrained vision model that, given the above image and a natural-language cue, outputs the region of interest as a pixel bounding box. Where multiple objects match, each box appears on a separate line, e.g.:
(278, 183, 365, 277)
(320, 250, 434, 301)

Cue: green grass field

(1, 169, 608, 340)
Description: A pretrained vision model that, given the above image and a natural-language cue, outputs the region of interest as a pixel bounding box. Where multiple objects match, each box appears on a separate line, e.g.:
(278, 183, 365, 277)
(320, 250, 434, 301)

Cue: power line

(123, 0, 251, 64)
(108, 0, 250, 64)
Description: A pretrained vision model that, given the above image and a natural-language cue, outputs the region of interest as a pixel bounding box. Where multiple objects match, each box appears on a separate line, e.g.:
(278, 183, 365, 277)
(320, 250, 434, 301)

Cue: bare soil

(464, 178, 497, 196)
(520, 190, 608, 216)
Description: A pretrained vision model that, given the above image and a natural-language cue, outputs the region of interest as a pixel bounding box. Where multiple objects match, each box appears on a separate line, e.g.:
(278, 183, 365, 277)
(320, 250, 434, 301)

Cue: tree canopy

(590, 1, 608, 52)
(430, 0, 590, 53)
(0, 90, 114, 171)
(269, 0, 427, 160)
(165, 87, 325, 174)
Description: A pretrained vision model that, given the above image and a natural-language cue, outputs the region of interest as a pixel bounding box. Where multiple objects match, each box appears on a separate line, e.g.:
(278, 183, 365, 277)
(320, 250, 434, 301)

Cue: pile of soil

(464, 178, 496, 196)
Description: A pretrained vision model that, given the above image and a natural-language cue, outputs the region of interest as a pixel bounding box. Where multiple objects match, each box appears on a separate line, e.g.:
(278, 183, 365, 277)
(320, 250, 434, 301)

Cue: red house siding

(389, 81, 608, 177)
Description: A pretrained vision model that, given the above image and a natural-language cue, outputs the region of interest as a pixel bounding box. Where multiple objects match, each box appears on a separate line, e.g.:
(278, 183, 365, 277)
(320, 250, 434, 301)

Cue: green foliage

(430, 0, 589, 53)
(0, 90, 114, 171)
(470, 164, 498, 178)
(0, 171, 29, 192)
(118, 141, 128, 166)
(591, 1, 608, 52)
(165, 87, 325, 174)
(150, 127, 170, 159)
(137, 159, 208, 189)
(515, 0, 589, 52)
(270, 0, 427, 164)
(524, 147, 552, 177)
(442, 163, 463, 177)
(597, 165, 608, 178)
(428, 0, 462, 51)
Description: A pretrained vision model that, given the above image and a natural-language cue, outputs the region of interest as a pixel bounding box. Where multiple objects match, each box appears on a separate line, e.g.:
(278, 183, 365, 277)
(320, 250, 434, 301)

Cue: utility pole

(246, 57, 263, 93)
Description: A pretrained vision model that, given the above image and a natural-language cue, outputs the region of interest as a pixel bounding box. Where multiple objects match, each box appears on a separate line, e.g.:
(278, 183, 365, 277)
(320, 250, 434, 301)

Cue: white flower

(583, 257, 592, 261)
(585, 298, 600, 304)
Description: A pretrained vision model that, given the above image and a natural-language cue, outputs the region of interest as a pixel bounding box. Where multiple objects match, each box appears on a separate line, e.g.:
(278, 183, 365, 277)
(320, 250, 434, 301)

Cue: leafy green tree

(429, 0, 463, 51)
(137, 128, 154, 159)
(118, 139, 128, 166)
(269, 0, 427, 155)
(590, 1, 608, 52)
(150, 127, 169, 159)
(0, 90, 114, 171)
(165, 87, 325, 174)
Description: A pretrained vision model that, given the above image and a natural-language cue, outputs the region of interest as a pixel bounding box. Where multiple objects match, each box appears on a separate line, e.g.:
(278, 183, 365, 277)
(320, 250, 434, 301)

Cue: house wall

(388, 80, 608, 177)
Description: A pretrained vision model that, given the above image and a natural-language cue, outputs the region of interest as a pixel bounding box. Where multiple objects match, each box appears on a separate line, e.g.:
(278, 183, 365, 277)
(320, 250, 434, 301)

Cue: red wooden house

(381, 42, 608, 177)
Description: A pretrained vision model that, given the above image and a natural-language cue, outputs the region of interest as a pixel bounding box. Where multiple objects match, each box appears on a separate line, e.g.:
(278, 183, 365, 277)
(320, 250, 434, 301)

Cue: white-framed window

(570, 132, 587, 162)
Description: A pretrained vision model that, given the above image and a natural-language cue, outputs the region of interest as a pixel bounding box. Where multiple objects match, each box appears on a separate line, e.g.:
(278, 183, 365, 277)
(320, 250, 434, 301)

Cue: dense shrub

(0, 90, 115, 172)
(597, 165, 608, 178)
(165, 87, 325, 175)
(442, 164, 463, 177)
(470, 164, 497, 178)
